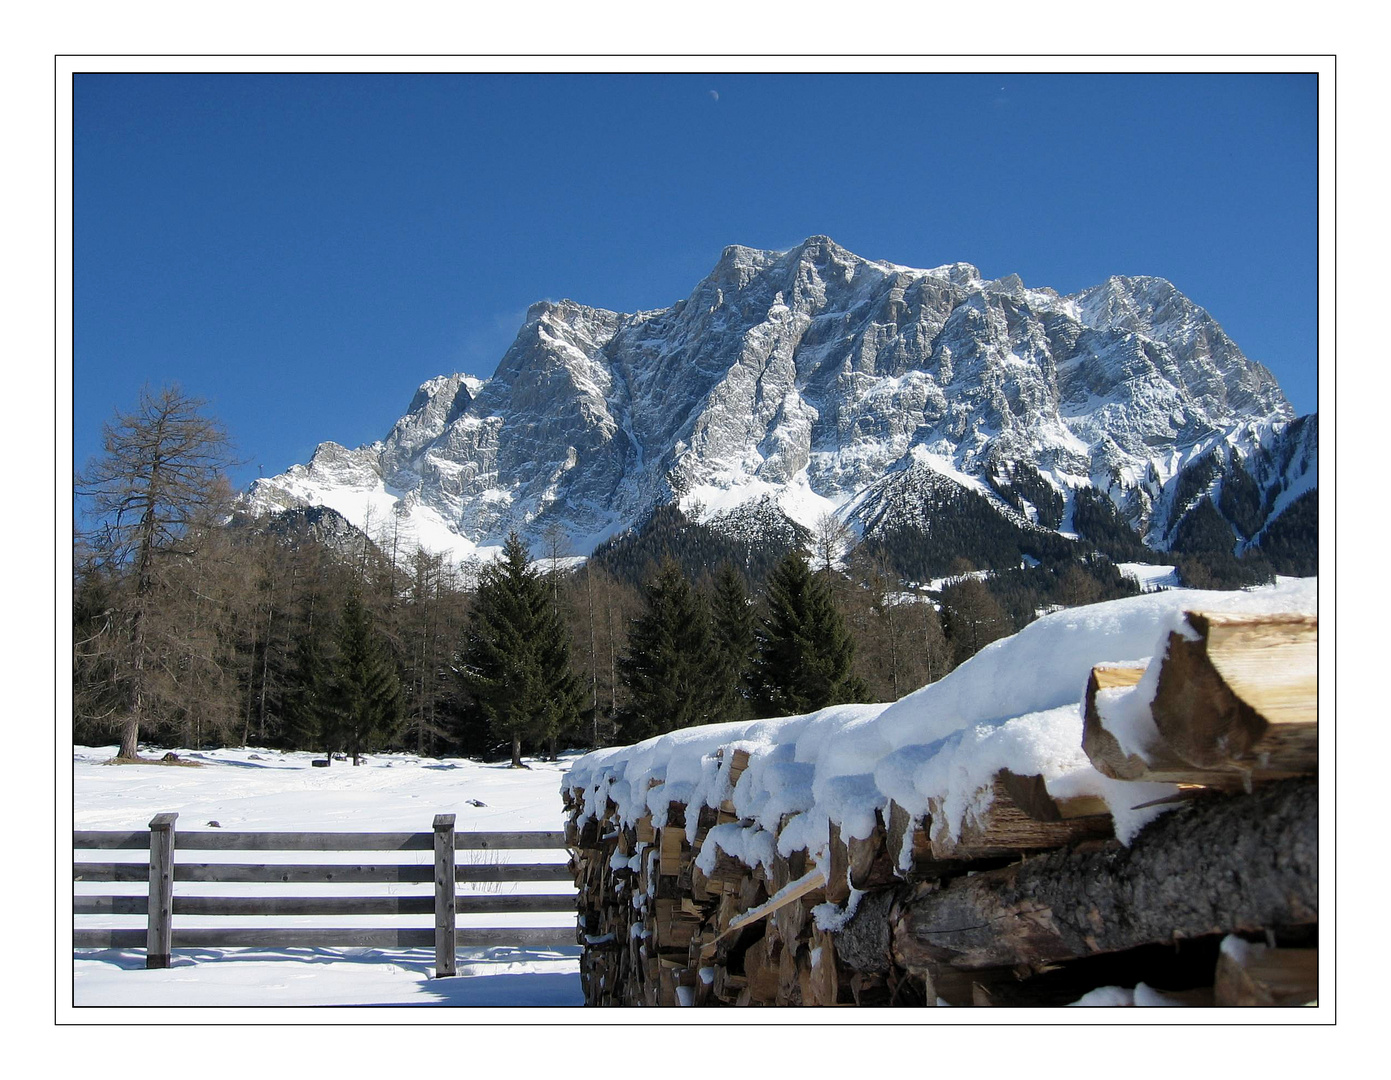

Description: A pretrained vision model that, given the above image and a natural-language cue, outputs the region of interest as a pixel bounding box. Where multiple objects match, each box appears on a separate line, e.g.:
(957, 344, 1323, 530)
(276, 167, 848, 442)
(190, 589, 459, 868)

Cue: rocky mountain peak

(247, 237, 1307, 565)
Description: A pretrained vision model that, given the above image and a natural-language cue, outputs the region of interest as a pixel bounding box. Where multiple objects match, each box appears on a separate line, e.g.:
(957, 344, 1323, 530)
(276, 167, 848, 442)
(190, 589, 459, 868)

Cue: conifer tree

(618, 559, 718, 739)
(283, 603, 338, 761)
(707, 562, 756, 722)
(754, 550, 864, 716)
(331, 590, 404, 765)
(458, 533, 583, 767)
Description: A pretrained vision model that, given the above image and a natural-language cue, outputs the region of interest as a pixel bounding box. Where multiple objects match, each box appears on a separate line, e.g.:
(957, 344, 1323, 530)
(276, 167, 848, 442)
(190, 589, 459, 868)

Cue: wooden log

(997, 770, 1110, 822)
(712, 962, 746, 1002)
(890, 778, 1317, 978)
(659, 824, 685, 876)
(655, 899, 701, 949)
(825, 822, 851, 904)
(771, 892, 811, 949)
(850, 971, 891, 1006)
(658, 963, 678, 1006)
(808, 927, 838, 1006)
(926, 773, 1113, 860)
(1152, 612, 1318, 778)
(797, 945, 815, 1005)
(703, 847, 750, 889)
(699, 867, 827, 959)
(743, 934, 782, 1004)
(1214, 939, 1318, 1006)
(718, 747, 751, 814)
(738, 870, 767, 912)
(690, 859, 712, 901)
(716, 889, 741, 933)
(884, 800, 934, 879)
(825, 886, 893, 979)
(848, 815, 898, 890)
(1081, 664, 1243, 789)
(778, 940, 803, 1004)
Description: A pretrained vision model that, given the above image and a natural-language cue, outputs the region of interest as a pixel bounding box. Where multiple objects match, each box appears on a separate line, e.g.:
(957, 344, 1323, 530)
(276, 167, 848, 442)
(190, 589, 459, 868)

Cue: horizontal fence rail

(71, 927, 577, 950)
(73, 829, 567, 851)
(74, 862, 575, 884)
(73, 894, 579, 916)
(73, 813, 577, 975)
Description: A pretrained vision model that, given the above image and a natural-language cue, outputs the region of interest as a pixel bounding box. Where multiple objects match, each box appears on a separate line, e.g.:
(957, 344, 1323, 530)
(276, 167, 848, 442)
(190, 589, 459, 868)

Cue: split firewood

(808, 927, 838, 1005)
(848, 815, 899, 890)
(1214, 938, 1318, 1006)
(778, 941, 803, 1004)
(699, 866, 827, 960)
(885, 799, 934, 879)
(1151, 611, 1318, 778)
(926, 773, 1113, 860)
(659, 825, 685, 876)
(716, 747, 751, 814)
(744, 934, 782, 1004)
(1081, 664, 1242, 789)
(997, 770, 1110, 821)
(825, 822, 851, 904)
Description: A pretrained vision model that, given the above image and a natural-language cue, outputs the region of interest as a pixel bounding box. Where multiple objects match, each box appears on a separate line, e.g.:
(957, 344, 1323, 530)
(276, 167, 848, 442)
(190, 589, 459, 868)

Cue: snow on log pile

(562, 579, 1319, 1006)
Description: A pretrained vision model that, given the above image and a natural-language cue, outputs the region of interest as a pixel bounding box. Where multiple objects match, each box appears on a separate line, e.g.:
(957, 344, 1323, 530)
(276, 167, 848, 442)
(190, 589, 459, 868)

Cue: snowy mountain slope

(245, 237, 1310, 563)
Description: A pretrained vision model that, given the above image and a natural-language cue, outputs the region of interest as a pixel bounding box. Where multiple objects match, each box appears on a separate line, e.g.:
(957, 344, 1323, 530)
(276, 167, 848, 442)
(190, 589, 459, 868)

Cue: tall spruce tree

(754, 550, 864, 716)
(618, 559, 718, 739)
(282, 602, 338, 761)
(458, 533, 583, 767)
(707, 562, 756, 722)
(331, 590, 404, 765)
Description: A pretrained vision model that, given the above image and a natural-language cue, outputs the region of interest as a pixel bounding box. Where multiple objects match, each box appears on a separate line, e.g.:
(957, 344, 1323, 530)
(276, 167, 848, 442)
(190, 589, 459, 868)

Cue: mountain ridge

(246, 236, 1311, 570)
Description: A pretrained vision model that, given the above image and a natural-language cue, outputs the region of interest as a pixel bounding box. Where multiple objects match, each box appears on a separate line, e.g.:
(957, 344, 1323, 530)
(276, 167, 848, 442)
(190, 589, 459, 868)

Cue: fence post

(434, 814, 457, 977)
(146, 812, 177, 969)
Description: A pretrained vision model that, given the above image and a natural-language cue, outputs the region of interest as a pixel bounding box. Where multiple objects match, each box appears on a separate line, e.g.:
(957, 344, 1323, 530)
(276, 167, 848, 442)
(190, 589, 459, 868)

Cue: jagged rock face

(246, 236, 1303, 558)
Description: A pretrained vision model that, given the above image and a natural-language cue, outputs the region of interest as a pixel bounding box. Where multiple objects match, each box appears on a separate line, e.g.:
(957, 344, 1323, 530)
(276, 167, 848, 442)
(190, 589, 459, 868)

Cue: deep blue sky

(73, 73, 1319, 489)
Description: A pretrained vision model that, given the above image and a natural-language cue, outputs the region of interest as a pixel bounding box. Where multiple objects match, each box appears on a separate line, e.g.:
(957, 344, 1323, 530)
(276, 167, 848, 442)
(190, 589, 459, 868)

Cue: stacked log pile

(564, 610, 1319, 1006)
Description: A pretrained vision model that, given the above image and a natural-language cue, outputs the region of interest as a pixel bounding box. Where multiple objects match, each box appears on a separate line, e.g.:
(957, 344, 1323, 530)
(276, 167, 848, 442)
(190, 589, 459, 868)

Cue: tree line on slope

(71, 386, 1261, 764)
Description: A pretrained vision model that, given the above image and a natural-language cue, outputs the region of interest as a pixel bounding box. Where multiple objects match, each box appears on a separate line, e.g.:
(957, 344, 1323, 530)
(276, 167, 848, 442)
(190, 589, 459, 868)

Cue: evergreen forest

(72, 387, 1312, 763)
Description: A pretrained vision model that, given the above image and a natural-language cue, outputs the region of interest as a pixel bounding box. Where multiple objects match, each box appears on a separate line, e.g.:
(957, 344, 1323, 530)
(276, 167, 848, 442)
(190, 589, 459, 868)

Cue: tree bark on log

(886, 778, 1316, 977)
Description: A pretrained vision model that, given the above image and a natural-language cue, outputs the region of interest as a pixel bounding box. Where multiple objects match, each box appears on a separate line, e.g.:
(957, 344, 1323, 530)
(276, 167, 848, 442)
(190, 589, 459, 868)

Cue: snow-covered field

(67, 579, 1326, 1020)
(70, 747, 583, 1011)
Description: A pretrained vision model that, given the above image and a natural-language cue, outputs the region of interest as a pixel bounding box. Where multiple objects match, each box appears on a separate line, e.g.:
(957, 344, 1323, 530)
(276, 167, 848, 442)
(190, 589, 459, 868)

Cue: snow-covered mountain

(246, 236, 1313, 564)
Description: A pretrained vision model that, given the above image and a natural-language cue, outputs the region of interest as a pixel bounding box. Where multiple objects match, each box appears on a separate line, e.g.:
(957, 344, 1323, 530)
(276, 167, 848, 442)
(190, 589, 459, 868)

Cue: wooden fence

(73, 813, 576, 977)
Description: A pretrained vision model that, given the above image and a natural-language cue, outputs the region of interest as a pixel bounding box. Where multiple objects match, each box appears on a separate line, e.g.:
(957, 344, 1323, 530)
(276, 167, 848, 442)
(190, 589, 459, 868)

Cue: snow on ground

(1117, 562, 1181, 590)
(70, 748, 583, 1010)
(69, 579, 1320, 1016)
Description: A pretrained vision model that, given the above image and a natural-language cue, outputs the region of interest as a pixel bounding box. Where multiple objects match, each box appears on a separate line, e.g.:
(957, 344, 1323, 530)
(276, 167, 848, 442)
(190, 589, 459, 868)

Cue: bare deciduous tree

(74, 385, 237, 758)
(812, 512, 853, 576)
